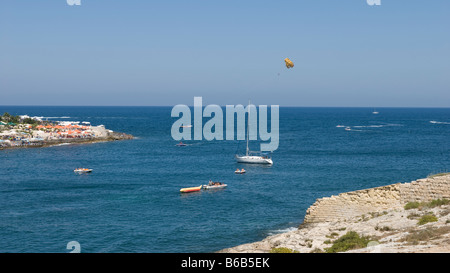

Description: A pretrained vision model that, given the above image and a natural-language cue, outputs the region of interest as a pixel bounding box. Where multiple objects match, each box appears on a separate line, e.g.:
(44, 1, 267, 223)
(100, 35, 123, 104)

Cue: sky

(0, 0, 449, 107)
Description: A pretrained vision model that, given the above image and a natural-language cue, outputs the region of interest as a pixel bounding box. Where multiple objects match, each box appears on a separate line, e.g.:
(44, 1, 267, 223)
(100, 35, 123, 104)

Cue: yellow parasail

(284, 58, 294, 69)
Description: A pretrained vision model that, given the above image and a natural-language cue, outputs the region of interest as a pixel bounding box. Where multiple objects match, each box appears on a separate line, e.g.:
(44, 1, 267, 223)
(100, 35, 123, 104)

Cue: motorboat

(176, 141, 187, 146)
(74, 168, 93, 173)
(203, 182, 227, 190)
(234, 169, 246, 174)
(180, 185, 202, 193)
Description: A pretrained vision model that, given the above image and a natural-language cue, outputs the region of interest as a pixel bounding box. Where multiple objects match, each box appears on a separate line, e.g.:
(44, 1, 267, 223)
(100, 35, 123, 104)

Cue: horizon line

(0, 105, 449, 108)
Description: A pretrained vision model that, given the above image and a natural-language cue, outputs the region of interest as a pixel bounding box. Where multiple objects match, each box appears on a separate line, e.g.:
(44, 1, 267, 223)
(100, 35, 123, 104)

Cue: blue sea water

(0, 106, 449, 253)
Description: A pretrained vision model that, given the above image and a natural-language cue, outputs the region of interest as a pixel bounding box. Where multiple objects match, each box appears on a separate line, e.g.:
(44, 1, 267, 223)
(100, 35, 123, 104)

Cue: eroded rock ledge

(218, 174, 450, 253)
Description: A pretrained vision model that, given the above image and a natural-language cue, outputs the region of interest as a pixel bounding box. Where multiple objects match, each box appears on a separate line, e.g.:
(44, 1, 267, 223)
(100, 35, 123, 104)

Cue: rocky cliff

(219, 174, 450, 253)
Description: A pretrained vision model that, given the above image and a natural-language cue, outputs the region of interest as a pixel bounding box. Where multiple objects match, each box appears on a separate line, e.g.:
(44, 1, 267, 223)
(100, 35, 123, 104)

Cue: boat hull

(203, 184, 227, 190)
(74, 169, 93, 173)
(235, 155, 273, 164)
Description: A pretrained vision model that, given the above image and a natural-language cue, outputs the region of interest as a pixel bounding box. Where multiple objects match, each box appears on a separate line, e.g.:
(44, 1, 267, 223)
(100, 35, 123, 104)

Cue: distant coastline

(0, 112, 133, 150)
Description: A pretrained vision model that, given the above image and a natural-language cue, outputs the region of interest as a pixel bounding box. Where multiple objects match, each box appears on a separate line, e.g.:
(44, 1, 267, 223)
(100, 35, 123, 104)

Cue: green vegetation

(324, 231, 373, 253)
(374, 225, 392, 232)
(417, 213, 438, 225)
(325, 232, 339, 239)
(428, 199, 450, 207)
(404, 199, 450, 210)
(0, 112, 41, 126)
(404, 202, 421, 210)
(270, 247, 299, 253)
(1, 112, 20, 124)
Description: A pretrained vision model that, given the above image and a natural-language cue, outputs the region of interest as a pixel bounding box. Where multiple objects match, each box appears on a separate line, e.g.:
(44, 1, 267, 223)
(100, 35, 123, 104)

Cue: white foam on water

(266, 226, 298, 236)
(430, 120, 450, 125)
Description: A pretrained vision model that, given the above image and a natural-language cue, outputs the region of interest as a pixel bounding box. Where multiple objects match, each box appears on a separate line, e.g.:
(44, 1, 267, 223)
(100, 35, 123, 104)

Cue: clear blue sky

(1, 0, 449, 106)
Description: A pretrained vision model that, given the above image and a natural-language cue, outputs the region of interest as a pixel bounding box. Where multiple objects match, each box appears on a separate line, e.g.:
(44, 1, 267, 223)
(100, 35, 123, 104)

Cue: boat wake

(430, 120, 450, 125)
(338, 123, 403, 132)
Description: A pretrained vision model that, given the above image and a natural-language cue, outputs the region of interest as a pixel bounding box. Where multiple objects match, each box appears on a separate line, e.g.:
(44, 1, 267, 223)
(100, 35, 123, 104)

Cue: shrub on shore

(270, 247, 299, 253)
(417, 214, 438, 225)
(325, 231, 373, 253)
(404, 199, 449, 210)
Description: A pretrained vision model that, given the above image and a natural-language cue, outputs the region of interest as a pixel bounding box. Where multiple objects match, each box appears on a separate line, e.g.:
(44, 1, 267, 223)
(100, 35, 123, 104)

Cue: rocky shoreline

(0, 131, 134, 150)
(1, 113, 134, 150)
(219, 174, 450, 253)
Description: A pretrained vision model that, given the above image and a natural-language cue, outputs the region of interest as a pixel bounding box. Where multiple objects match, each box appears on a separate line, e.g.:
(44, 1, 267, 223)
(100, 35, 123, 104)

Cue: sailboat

(235, 101, 273, 165)
(372, 108, 379, 114)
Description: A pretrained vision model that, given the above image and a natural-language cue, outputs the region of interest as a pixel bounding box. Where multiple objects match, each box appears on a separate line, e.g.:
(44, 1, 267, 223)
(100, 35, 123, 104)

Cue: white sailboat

(235, 101, 273, 165)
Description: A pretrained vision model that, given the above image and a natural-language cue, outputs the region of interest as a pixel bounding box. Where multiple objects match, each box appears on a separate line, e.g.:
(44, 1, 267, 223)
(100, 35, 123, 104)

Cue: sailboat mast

(246, 100, 250, 156)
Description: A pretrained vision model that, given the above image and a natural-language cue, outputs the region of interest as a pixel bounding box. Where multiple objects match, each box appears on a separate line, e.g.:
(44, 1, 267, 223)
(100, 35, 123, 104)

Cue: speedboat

(203, 182, 227, 190)
(235, 169, 246, 174)
(180, 185, 202, 193)
(74, 168, 93, 173)
(176, 141, 187, 146)
(345, 127, 351, 131)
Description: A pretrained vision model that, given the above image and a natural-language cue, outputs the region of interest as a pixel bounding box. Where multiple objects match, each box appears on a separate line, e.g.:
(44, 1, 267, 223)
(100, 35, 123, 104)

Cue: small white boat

(345, 127, 351, 131)
(236, 154, 273, 164)
(203, 181, 227, 190)
(74, 168, 93, 173)
(234, 169, 246, 174)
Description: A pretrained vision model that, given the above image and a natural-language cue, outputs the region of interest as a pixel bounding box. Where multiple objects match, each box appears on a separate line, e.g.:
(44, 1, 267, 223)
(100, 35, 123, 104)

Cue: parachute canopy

(284, 58, 294, 69)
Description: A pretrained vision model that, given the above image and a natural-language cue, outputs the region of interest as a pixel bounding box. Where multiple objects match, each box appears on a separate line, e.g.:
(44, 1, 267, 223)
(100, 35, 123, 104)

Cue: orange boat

(180, 185, 202, 193)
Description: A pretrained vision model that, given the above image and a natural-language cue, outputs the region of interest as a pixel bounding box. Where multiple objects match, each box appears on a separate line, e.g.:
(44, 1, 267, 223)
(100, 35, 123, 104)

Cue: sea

(0, 106, 449, 253)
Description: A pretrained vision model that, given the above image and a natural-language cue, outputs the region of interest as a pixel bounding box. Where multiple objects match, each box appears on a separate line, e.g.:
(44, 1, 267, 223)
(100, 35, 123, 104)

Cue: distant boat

(235, 168, 246, 174)
(235, 101, 273, 165)
(180, 185, 202, 193)
(176, 141, 187, 146)
(74, 168, 92, 173)
(345, 127, 351, 131)
(372, 108, 379, 114)
(203, 181, 227, 190)
(336, 125, 345, 128)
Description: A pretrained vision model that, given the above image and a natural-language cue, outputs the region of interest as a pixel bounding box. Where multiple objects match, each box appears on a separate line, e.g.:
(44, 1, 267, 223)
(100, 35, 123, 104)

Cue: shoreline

(1, 113, 134, 150)
(0, 132, 134, 150)
(218, 174, 450, 253)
